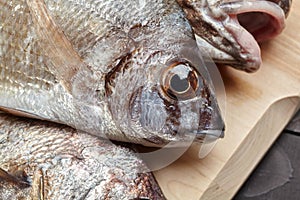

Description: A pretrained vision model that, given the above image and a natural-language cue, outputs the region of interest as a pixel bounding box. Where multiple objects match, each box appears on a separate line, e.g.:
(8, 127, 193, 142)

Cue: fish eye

(161, 61, 199, 100)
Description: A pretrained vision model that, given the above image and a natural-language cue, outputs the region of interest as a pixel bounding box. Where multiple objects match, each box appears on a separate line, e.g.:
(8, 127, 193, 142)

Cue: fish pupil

(170, 74, 190, 93)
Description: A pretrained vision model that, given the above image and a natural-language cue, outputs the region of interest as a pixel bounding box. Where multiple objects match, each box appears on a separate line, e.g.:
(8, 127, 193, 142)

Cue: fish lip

(275, 0, 292, 17)
(194, 128, 225, 143)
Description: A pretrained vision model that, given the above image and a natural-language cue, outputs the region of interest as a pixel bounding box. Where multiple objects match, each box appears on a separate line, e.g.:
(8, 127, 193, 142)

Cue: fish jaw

(178, 0, 288, 72)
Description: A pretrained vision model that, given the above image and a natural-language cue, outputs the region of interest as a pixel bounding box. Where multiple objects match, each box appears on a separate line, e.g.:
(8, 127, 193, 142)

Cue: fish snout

(195, 106, 225, 143)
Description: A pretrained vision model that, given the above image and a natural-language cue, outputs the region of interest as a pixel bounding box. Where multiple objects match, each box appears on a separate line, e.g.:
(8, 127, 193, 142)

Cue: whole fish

(177, 0, 292, 72)
(0, 113, 166, 200)
(0, 0, 225, 147)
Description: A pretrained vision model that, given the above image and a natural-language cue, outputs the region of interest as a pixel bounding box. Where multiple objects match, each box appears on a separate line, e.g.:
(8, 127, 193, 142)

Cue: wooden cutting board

(154, 1, 300, 199)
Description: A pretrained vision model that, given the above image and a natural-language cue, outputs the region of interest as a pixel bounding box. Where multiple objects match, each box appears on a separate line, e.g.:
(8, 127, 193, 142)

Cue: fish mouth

(221, 0, 287, 42)
(218, 0, 287, 71)
(181, 0, 289, 72)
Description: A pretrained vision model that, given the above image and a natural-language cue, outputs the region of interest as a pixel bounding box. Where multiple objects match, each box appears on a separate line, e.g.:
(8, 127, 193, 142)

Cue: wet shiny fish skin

(0, 0, 225, 146)
(177, 0, 290, 72)
(0, 113, 166, 200)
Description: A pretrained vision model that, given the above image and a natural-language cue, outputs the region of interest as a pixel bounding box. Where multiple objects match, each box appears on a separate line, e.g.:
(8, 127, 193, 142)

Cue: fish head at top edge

(177, 0, 292, 72)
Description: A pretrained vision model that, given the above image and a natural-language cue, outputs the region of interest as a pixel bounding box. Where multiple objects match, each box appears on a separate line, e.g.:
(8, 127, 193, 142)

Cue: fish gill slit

(104, 52, 133, 97)
(129, 86, 143, 121)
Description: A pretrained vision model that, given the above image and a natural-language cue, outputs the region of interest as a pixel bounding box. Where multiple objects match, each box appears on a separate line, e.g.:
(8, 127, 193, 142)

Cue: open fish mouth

(179, 0, 290, 72)
(219, 0, 288, 71)
(219, 0, 289, 71)
(221, 0, 288, 42)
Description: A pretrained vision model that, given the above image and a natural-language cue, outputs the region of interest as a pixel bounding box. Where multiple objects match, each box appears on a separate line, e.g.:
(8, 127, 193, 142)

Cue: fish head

(105, 41, 225, 147)
(177, 0, 290, 72)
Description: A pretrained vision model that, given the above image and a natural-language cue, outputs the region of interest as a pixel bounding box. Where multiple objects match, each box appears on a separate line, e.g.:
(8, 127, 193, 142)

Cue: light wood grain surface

(235, 111, 300, 199)
(154, 1, 300, 199)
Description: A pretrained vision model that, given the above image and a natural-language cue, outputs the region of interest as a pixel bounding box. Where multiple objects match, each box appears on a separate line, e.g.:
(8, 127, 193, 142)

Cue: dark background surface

(234, 110, 300, 199)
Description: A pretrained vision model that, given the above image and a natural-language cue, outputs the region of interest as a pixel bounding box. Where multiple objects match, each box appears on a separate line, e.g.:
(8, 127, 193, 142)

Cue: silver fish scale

(45, 0, 166, 35)
(0, 0, 58, 92)
(44, 0, 192, 73)
(45, 0, 109, 57)
(0, 0, 119, 136)
(0, 114, 165, 199)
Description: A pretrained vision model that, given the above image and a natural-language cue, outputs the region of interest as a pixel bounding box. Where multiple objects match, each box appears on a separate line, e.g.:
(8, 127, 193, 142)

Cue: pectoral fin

(30, 169, 46, 200)
(27, 0, 90, 92)
(0, 106, 44, 120)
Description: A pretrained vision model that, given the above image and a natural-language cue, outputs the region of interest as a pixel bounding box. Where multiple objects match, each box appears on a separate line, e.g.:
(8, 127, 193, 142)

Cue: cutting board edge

(199, 95, 300, 200)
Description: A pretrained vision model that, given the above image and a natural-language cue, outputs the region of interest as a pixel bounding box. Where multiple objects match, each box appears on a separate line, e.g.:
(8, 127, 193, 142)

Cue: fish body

(0, 0, 225, 146)
(177, 0, 291, 72)
(0, 113, 165, 200)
